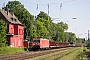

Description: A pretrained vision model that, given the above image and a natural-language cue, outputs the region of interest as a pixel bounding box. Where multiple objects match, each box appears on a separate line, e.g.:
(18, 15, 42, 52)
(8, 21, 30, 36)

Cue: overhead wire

(73, 0, 90, 9)
(37, 0, 57, 19)
(21, 2, 39, 15)
(63, 0, 75, 4)
(22, 0, 76, 18)
(50, 0, 62, 22)
(25, 0, 90, 19)
(20, 0, 90, 20)
(50, 0, 75, 4)
(50, 0, 74, 23)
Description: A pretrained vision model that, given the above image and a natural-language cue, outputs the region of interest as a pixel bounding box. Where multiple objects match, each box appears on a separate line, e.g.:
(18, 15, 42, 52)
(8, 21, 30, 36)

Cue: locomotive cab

(32, 38, 49, 50)
(32, 39, 40, 49)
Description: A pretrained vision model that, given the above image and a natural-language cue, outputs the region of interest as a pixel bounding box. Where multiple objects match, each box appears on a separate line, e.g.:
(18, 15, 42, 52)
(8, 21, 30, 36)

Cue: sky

(0, 0, 90, 39)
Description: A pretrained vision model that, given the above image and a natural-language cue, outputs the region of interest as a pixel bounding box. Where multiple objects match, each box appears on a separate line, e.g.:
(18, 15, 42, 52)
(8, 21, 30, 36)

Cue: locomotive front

(32, 39, 40, 49)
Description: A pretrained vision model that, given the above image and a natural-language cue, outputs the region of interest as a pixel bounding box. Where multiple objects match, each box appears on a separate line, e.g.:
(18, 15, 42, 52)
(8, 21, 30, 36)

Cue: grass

(30, 47, 83, 60)
(60, 47, 83, 60)
(0, 47, 25, 54)
(73, 47, 87, 60)
(46, 47, 82, 60)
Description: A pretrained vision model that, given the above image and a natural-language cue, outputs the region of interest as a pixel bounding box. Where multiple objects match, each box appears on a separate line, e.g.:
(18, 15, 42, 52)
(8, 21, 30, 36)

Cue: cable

(73, 0, 90, 9)
(50, 0, 69, 23)
(63, 0, 75, 4)
(50, 0, 75, 4)
(50, 0, 62, 20)
(20, 0, 90, 20)
(37, 0, 57, 18)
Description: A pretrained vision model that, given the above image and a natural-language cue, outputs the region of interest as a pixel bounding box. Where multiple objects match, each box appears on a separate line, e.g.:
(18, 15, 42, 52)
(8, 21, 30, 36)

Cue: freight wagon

(32, 38, 69, 50)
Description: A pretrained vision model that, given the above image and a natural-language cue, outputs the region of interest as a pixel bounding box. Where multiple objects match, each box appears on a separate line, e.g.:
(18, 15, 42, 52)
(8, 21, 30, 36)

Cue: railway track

(0, 47, 75, 60)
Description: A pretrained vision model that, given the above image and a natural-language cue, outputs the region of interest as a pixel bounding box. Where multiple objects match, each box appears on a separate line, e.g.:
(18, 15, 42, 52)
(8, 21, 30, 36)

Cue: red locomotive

(32, 38, 69, 49)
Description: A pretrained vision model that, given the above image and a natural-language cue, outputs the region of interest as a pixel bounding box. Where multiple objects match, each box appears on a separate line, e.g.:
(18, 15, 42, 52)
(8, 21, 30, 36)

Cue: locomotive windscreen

(33, 40, 40, 42)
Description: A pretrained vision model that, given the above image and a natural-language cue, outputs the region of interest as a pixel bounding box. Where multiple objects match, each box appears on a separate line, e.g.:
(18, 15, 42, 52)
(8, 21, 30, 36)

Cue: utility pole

(88, 30, 89, 41)
(34, 16, 37, 26)
(47, 4, 50, 39)
(48, 4, 49, 21)
(3, 2, 6, 7)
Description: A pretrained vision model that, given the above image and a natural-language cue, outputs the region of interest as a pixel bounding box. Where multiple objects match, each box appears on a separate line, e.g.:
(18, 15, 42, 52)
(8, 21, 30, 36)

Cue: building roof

(0, 8, 22, 24)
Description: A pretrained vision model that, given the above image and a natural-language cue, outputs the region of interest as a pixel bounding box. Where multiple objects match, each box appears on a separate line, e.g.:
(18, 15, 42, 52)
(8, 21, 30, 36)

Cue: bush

(87, 42, 90, 49)
(83, 47, 86, 52)
(0, 47, 25, 54)
(0, 20, 7, 47)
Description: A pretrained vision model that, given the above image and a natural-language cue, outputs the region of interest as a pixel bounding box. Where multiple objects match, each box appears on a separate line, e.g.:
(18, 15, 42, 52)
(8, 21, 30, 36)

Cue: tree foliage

(0, 20, 7, 47)
(57, 21, 68, 31)
(36, 11, 52, 39)
(36, 18, 48, 38)
(87, 42, 90, 49)
(37, 11, 51, 20)
(36, 11, 67, 42)
(64, 32, 76, 43)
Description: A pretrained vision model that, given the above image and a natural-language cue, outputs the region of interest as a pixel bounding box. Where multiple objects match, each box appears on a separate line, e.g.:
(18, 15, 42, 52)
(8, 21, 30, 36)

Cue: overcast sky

(0, 0, 90, 39)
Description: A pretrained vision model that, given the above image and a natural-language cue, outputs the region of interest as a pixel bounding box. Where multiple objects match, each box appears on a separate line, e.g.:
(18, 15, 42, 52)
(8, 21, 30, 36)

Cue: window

(11, 18, 13, 21)
(11, 18, 17, 22)
(11, 28, 13, 34)
(33, 40, 40, 42)
(14, 19, 17, 21)
(19, 29, 23, 35)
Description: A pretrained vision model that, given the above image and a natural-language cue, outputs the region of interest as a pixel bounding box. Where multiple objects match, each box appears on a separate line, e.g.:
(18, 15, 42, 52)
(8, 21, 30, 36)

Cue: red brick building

(0, 7, 24, 48)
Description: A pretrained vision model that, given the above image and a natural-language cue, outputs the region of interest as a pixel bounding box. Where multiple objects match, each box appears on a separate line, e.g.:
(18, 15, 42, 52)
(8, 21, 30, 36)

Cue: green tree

(37, 11, 51, 20)
(36, 11, 69, 42)
(52, 22, 68, 42)
(64, 32, 69, 42)
(0, 20, 7, 47)
(87, 42, 90, 49)
(36, 19, 48, 38)
(64, 32, 76, 43)
(54, 24, 64, 42)
(76, 38, 85, 43)
(36, 11, 53, 39)
(58, 21, 68, 31)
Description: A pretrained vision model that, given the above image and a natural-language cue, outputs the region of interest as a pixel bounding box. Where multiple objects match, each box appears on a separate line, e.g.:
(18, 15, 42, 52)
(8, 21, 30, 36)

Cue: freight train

(32, 38, 69, 50)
